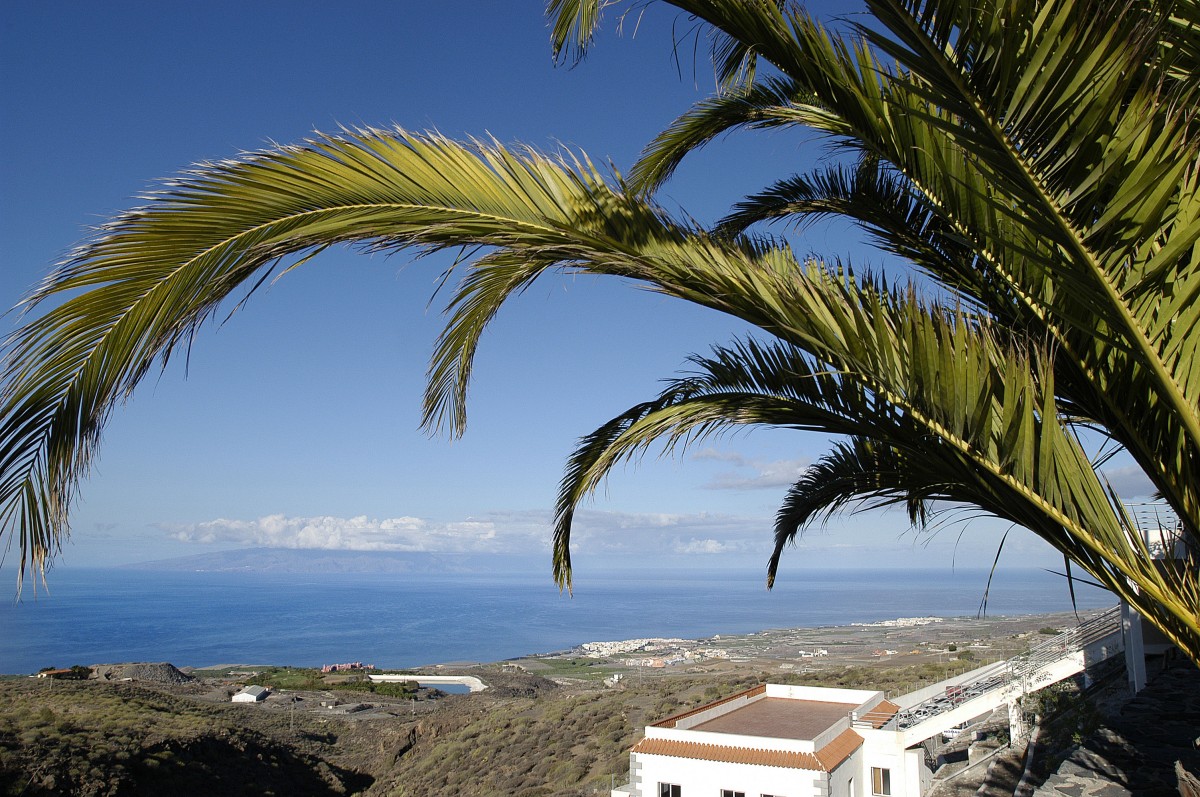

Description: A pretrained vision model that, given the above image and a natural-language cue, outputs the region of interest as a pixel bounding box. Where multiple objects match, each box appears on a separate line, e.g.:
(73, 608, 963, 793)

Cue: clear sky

(0, 2, 1151, 581)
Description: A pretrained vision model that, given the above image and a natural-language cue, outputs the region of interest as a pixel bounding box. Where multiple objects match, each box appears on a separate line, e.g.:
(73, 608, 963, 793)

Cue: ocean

(0, 566, 1115, 675)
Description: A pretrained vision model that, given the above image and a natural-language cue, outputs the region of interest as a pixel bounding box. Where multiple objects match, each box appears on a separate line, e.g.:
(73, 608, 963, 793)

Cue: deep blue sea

(0, 567, 1116, 674)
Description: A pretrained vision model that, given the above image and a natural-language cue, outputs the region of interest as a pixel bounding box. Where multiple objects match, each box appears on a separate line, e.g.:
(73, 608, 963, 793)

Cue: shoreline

(3, 604, 1187, 797)
(506, 608, 1110, 677)
(2, 566, 1117, 675)
(172, 607, 1111, 679)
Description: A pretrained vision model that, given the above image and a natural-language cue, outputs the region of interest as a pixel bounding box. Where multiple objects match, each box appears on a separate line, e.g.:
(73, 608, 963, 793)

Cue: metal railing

(890, 607, 1122, 732)
(1009, 606, 1120, 682)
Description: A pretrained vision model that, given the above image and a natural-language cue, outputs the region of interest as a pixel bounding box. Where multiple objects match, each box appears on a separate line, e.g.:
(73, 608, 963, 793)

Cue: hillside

(0, 611, 1118, 796)
(1, 659, 997, 797)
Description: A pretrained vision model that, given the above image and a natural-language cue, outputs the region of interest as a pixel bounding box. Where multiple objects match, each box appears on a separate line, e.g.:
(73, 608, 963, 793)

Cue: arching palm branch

(2, 0, 1199, 664)
(549, 0, 1200, 655)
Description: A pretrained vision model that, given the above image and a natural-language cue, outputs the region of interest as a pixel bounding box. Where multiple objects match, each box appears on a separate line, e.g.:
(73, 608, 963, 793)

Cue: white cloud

(164, 508, 773, 559)
(693, 449, 809, 490)
(569, 507, 756, 535)
(166, 512, 539, 554)
(1099, 465, 1156, 499)
(692, 450, 748, 464)
(674, 538, 738, 554)
(158, 503, 1044, 568)
(561, 508, 776, 560)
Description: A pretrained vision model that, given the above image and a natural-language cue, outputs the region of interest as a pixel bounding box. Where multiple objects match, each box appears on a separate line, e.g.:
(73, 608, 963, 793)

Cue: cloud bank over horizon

(154, 505, 1049, 570)
(163, 508, 771, 558)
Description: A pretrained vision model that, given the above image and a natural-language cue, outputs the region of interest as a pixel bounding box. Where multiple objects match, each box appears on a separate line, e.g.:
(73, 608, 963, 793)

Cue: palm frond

(630, 76, 823, 194)
(549, 315, 1200, 652)
(0, 129, 673, 583)
(547, 0, 606, 64)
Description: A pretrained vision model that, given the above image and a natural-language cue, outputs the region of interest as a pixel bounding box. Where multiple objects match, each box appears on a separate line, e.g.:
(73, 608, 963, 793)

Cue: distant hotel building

(321, 661, 375, 673)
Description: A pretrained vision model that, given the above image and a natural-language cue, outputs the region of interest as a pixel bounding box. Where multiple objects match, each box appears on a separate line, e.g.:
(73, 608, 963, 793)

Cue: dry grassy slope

(370, 671, 764, 797)
(368, 661, 978, 796)
(0, 679, 405, 796)
(0, 660, 1006, 797)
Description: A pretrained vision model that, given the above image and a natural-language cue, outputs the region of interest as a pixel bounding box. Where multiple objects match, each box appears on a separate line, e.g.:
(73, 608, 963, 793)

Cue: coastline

(1, 565, 1118, 675)
(157, 607, 1111, 681)
(501, 607, 1111, 681)
(1, 605, 1150, 797)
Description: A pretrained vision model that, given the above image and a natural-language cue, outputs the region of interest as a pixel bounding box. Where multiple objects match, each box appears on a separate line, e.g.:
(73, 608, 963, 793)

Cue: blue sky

(0, 2, 1149, 580)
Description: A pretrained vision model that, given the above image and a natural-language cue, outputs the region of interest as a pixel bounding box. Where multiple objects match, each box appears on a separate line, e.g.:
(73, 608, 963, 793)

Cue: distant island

(119, 547, 542, 575)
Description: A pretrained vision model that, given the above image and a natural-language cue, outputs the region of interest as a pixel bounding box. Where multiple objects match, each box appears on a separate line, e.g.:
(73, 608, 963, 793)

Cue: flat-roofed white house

(612, 684, 928, 797)
(611, 611, 1130, 797)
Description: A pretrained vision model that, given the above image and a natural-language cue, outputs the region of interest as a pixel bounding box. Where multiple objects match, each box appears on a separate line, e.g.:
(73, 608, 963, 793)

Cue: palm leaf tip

(552, 515, 575, 595)
(547, 0, 605, 64)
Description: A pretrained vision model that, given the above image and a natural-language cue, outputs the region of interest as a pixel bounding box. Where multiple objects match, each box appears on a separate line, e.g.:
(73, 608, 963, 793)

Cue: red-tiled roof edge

(650, 683, 767, 728)
(630, 728, 864, 772)
(862, 699, 900, 729)
(631, 737, 824, 770)
(815, 728, 864, 770)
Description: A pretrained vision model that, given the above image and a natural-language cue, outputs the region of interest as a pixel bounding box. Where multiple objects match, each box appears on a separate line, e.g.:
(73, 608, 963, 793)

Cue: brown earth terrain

(5, 609, 1180, 797)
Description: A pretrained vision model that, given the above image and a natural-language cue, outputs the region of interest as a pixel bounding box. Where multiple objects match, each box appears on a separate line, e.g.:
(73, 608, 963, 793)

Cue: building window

(720, 792, 745, 797)
(872, 768, 892, 796)
(658, 785, 681, 797)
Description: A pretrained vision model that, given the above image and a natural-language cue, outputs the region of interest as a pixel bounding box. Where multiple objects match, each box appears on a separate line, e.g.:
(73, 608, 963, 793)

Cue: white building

(232, 685, 269, 703)
(611, 610, 1131, 797)
(612, 684, 931, 797)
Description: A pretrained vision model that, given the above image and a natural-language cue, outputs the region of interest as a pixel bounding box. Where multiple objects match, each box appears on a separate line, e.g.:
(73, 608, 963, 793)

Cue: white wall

(855, 727, 936, 797)
(635, 752, 826, 797)
(828, 755, 858, 797)
(902, 748, 931, 797)
(646, 724, 818, 754)
(631, 738, 924, 797)
(766, 684, 881, 707)
(857, 730, 909, 797)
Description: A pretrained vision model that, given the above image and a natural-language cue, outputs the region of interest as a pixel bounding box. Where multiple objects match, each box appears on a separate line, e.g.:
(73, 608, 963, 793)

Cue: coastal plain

(0, 610, 1121, 796)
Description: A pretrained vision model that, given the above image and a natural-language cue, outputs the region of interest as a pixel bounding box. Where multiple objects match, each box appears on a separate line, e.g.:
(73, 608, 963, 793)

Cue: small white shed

(232, 685, 269, 703)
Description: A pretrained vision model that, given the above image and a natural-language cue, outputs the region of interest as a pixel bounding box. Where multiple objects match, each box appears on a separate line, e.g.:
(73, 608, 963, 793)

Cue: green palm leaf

(0, 130, 664, 582)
